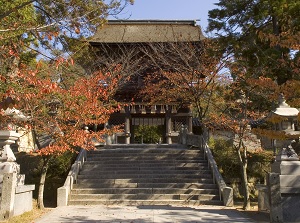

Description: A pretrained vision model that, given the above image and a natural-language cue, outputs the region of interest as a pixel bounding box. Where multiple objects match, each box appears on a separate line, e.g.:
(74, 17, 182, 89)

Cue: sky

(110, 0, 219, 34)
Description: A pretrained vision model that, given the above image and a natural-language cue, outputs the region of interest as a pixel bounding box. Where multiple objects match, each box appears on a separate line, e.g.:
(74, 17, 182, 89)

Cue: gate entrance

(132, 117, 165, 144)
(108, 104, 193, 144)
(89, 20, 203, 145)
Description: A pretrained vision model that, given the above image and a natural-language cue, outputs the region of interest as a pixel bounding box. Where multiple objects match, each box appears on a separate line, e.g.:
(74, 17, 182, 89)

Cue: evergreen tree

(207, 0, 300, 85)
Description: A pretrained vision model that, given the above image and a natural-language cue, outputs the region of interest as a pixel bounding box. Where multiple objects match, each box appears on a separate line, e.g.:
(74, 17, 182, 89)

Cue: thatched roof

(89, 20, 205, 44)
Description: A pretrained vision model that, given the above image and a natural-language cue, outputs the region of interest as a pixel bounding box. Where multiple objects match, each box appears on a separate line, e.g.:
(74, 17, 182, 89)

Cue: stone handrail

(184, 133, 233, 207)
(57, 148, 87, 206)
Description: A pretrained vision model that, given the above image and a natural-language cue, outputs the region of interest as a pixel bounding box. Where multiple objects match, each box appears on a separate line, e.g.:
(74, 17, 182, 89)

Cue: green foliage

(209, 137, 273, 182)
(17, 151, 77, 180)
(207, 0, 300, 85)
(0, 0, 133, 72)
(209, 137, 239, 179)
(134, 125, 164, 144)
(16, 151, 77, 206)
(0, 1, 37, 70)
(47, 151, 77, 178)
(0, 0, 36, 36)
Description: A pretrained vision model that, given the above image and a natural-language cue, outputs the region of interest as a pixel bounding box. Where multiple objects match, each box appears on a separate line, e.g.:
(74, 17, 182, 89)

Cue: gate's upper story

(88, 20, 204, 144)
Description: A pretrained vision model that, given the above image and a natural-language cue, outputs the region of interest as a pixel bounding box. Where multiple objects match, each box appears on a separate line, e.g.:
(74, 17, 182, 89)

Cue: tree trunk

(235, 142, 250, 210)
(37, 157, 51, 209)
(241, 162, 250, 210)
(33, 130, 49, 209)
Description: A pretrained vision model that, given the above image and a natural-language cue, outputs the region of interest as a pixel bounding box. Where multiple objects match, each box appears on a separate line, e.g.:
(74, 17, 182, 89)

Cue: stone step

(69, 146, 221, 206)
(84, 160, 207, 164)
(86, 159, 204, 163)
(82, 163, 208, 169)
(73, 182, 218, 189)
(67, 199, 223, 206)
(87, 151, 203, 155)
(80, 166, 208, 172)
(87, 156, 204, 160)
(87, 154, 203, 158)
(95, 144, 192, 150)
(76, 178, 214, 184)
(77, 173, 212, 179)
(88, 152, 203, 156)
(79, 169, 210, 175)
(90, 147, 200, 150)
(88, 149, 202, 155)
(71, 188, 219, 195)
(69, 193, 220, 201)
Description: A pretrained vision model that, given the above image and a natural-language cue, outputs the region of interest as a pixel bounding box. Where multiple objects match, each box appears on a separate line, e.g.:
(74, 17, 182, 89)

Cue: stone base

(282, 194, 300, 222)
(14, 185, 35, 216)
(269, 161, 300, 222)
(0, 173, 35, 220)
(271, 161, 300, 175)
(256, 184, 269, 211)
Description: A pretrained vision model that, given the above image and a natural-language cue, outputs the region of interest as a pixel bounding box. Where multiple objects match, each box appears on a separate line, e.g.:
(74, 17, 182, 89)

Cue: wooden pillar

(187, 116, 193, 133)
(187, 105, 193, 134)
(125, 115, 131, 144)
(166, 112, 172, 144)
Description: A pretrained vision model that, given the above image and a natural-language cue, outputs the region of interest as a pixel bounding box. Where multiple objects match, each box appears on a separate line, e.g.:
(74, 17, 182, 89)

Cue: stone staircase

(68, 144, 223, 206)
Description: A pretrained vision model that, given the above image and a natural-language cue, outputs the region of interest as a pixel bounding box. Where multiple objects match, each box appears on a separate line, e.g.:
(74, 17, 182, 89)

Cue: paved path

(34, 205, 269, 223)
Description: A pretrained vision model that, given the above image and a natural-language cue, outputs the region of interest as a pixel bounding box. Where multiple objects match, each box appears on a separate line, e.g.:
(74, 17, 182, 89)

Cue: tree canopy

(0, 0, 134, 209)
(207, 0, 300, 85)
(139, 39, 228, 121)
(205, 0, 300, 210)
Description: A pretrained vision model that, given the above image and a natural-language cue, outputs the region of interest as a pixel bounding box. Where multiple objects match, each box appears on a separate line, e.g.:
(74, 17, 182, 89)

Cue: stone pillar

(268, 144, 300, 222)
(106, 135, 112, 145)
(104, 123, 111, 145)
(125, 115, 131, 144)
(268, 173, 283, 223)
(0, 173, 17, 220)
(256, 184, 270, 211)
(181, 125, 187, 145)
(166, 113, 172, 144)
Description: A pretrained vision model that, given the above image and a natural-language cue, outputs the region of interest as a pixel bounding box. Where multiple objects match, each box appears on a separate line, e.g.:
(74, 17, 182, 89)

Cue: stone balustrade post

(181, 125, 187, 145)
(0, 173, 17, 220)
(268, 172, 283, 223)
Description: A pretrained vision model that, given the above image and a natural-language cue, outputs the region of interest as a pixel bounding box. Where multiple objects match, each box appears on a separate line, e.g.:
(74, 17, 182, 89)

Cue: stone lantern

(0, 129, 21, 190)
(267, 93, 300, 152)
(0, 110, 35, 218)
(0, 130, 19, 164)
(266, 94, 300, 222)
